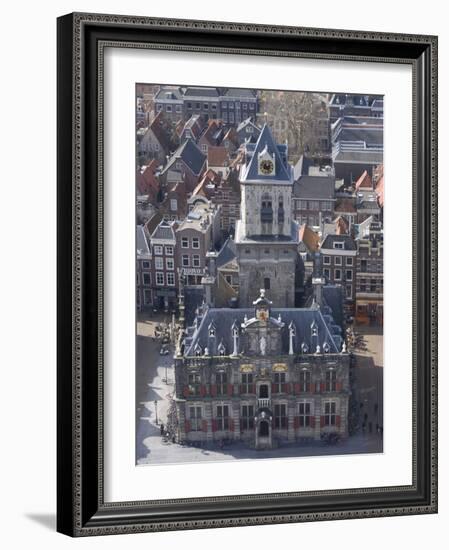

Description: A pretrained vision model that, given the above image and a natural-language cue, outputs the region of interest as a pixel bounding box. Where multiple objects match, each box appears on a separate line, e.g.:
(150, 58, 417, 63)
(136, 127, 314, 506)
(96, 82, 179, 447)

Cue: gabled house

(136, 159, 160, 203)
(292, 161, 335, 226)
(207, 146, 231, 179)
(236, 117, 261, 144)
(178, 114, 206, 144)
(136, 225, 152, 311)
(320, 233, 357, 316)
(137, 110, 172, 164)
(197, 119, 225, 154)
(149, 220, 178, 312)
(159, 139, 207, 193)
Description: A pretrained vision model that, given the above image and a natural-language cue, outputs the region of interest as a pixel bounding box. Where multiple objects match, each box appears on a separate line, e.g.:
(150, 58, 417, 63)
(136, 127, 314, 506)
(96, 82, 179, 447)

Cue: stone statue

(260, 336, 267, 356)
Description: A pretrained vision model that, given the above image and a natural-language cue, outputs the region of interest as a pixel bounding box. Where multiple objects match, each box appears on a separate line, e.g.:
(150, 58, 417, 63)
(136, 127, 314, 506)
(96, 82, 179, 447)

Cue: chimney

(312, 277, 325, 307)
(206, 250, 218, 277)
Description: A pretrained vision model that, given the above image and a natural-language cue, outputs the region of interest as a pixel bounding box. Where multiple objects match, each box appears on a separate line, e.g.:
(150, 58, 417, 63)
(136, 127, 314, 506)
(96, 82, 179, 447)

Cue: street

(135, 312, 175, 463)
(350, 324, 384, 435)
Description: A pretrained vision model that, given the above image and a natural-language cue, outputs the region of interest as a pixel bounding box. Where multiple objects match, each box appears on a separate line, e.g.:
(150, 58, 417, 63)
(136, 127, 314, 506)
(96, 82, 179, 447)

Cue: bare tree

(259, 90, 327, 162)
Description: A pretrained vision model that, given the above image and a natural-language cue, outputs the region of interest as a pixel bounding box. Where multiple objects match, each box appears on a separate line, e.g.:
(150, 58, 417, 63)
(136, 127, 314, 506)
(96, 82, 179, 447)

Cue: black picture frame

(57, 12, 438, 537)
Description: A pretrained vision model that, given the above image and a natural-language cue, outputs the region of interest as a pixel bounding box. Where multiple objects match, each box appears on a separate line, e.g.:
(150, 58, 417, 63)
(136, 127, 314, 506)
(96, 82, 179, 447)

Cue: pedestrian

(160, 423, 164, 436)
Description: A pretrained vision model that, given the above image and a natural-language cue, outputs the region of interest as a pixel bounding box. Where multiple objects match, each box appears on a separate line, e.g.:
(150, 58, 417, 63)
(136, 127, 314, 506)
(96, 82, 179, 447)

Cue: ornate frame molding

(57, 12, 438, 536)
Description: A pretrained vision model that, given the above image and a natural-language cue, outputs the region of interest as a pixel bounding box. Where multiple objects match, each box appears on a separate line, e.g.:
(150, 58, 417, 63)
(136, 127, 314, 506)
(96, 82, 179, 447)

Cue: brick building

(175, 202, 221, 287)
(355, 223, 384, 325)
(149, 220, 178, 312)
(155, 86, 259, 124)
(320, 233, 357, 316)
(136, 225, 152, 310)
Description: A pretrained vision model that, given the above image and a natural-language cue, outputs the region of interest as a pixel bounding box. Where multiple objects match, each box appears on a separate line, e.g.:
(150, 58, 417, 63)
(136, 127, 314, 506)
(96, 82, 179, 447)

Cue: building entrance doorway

(259, 420, 269, 437)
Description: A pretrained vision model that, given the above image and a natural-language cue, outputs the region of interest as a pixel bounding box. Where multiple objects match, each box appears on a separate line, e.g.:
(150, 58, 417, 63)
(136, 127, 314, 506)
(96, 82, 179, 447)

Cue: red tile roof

(335, 215, 349, 235)
(298, 223, 320, 252)
(137, 160, 160, 199)
(335, 198, 357, 213)
(149, 110, 171, 151)
(207, 146, 229, 167)
(375, 175, 384, 207)
(355, 170, 373, 191)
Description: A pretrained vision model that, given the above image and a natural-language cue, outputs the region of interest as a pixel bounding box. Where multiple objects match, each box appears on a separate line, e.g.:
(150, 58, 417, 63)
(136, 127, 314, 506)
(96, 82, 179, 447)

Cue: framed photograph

(57, 12, 438, 536)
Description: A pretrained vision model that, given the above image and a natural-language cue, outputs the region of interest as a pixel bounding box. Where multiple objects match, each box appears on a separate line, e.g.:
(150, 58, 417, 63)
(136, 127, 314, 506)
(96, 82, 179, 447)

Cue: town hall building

(173, 286, 350, 449)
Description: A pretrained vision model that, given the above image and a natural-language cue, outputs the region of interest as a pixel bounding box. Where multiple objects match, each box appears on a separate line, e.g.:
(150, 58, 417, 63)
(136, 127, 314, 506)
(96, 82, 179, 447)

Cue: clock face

(259, 159, 274, 175)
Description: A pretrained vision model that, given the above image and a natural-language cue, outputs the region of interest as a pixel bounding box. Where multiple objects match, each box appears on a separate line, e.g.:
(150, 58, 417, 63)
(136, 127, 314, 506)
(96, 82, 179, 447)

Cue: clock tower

(235, 124, 299, 307)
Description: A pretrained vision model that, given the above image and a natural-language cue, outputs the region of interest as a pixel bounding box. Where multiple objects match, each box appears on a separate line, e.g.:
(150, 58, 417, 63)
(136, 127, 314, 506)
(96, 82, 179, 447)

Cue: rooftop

(293, 174, 335, 200)
(161, 139, 206, 176)
(183, 302, 344, 358)
(176, 203, 218, 233)
(321, 233, 356, 251)
(240, 124, 293, 184)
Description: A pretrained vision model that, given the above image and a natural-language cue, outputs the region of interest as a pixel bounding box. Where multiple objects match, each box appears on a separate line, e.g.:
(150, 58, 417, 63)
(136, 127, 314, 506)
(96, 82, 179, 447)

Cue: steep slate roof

(224, 88, 257, 98)
(150, 220, 176, 242)
(155, 86, 183, 100)
(240, 124, 292, 183)
(333, 149, 384, 164)
(184, 87, 220, 98)
(184, 288, 207, 327)
(336, 127, 383, 146)
(216, 238, 237, 268)
(136, 225, 150, 256)
(321, 233, 356, 251)
(293, 155, 314, 181)
(180, 114, 206, 140)
(183, 305, 343, 357)
(293, 175, 335, 200)
(161, 139, 206, 176)
(304, 285, 345, 331)
(236, 117, 260, 133)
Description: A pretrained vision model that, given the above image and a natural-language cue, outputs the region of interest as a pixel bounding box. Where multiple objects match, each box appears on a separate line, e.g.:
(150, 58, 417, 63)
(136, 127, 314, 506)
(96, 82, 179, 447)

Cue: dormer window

(311, 321, 318, 337)
(208, 323, 216, 338)
(333, 242, 344, 249)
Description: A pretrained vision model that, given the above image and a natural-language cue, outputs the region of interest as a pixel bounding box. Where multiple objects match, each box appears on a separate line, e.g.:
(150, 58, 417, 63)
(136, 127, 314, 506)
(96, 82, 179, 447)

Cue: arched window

(260, 193, 273, 223)
(278, 197, 285, 223)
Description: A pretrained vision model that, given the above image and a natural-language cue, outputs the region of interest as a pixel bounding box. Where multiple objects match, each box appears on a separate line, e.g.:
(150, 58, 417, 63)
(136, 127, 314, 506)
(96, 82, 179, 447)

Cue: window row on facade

(183, 370, 343, 397)
(295, 200, 334, 211)
(185, 401, 341, 432)
(322, 267, 353, 281)
(322, 255, 353, 266)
